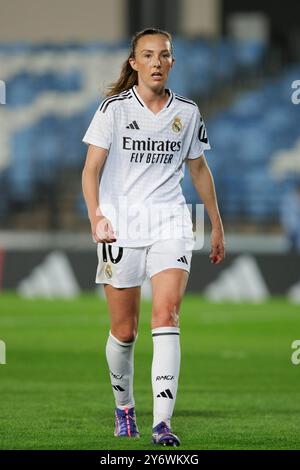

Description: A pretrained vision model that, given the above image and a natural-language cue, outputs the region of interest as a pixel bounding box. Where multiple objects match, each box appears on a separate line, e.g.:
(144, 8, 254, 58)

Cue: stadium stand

(0, 39, 299, 229)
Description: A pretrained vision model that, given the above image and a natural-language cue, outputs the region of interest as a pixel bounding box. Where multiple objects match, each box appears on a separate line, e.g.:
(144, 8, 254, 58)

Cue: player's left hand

(209, 226, 225, 265)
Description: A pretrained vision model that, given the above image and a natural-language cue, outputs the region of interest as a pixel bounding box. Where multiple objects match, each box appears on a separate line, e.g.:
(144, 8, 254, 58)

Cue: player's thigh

(147, 239, 192, 327)
(98, 244, 147, 341)
(104, 284, 141, 341)
(151, 268, 189, 320)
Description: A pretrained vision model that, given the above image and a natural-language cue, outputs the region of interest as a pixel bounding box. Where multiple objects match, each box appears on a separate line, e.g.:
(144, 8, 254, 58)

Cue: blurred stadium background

(0, 0, 300, 451)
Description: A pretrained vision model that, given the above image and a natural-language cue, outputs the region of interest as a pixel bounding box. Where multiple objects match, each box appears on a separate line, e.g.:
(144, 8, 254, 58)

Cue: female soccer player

(82, 28, 225, 446)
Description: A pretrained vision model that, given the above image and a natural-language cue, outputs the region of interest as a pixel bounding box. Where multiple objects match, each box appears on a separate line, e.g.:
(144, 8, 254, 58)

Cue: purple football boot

(152, 421, 180, 446)
(114, 407, 140, 438)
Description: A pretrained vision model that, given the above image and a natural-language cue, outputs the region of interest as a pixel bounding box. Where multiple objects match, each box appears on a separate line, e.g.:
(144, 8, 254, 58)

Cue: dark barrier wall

(1, 250, 299, 295)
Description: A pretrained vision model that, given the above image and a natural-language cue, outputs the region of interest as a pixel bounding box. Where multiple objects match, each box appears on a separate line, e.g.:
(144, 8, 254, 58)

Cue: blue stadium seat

(61, 114, 86, 167)
(76, 192, 88, 218)
(234, 39, 267, 69)
(7, 72, 35, 106)
(8, 126, 36, 201)
(230, 91, 265, 119)
(34, 115, 63, 183)
(214, 39, 237, 82)
(187, 41, 216, 95)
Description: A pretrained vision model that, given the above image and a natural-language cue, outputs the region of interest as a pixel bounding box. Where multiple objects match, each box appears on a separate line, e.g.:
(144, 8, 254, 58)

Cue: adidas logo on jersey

(177, 256, 188, 265)
(126, 120, 140, 129)
(157, 389, 174, 399)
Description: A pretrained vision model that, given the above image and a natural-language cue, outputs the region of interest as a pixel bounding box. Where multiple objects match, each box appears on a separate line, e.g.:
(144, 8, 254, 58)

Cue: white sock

(105, 332, 136, 409)
(151, 326, 180, 428)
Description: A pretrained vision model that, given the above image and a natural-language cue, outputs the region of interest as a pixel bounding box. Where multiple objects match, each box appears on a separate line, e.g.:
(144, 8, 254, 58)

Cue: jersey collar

(131, 86, 174, 114)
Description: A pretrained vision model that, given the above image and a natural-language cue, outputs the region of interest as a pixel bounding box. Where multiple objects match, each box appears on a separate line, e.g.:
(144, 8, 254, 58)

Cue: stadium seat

(234, 39, 267, 70)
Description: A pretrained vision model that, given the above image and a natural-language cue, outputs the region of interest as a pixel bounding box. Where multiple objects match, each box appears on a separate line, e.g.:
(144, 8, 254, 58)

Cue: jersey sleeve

(82, 103, 113, 149)
(187, 106, 211, 159)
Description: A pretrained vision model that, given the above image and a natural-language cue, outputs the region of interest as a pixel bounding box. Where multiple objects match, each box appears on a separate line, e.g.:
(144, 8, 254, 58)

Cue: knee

(152, 299, 180, 328)
(111, 327, 137, 343)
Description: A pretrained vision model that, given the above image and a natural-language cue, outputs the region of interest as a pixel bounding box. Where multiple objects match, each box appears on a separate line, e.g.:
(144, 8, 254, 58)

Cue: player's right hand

(91, 215, 117, 243)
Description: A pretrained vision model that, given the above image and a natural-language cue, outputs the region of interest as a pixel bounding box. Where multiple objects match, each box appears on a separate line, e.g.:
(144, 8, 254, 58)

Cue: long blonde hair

(106, 28, 173, 97)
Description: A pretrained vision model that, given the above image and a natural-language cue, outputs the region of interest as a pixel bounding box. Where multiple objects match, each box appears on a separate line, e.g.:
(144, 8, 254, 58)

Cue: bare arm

(187, 154, 225, 264)
(82, 144, 116, 243)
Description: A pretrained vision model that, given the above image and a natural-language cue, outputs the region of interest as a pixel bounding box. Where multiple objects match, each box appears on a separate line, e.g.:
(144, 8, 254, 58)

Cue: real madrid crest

(105, 263, 113, 279)
(172, 116, 183, 133)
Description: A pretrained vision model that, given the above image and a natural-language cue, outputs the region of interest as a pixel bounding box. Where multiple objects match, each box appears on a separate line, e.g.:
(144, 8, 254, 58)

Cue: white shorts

(95, 238, 194, 288)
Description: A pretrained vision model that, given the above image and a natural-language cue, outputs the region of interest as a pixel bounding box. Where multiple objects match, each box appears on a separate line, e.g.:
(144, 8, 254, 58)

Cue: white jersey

(82, 86, 210, 247)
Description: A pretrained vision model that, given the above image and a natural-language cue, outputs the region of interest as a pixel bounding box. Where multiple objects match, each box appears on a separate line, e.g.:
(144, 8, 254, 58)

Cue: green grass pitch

(0, 293, 299, 450)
